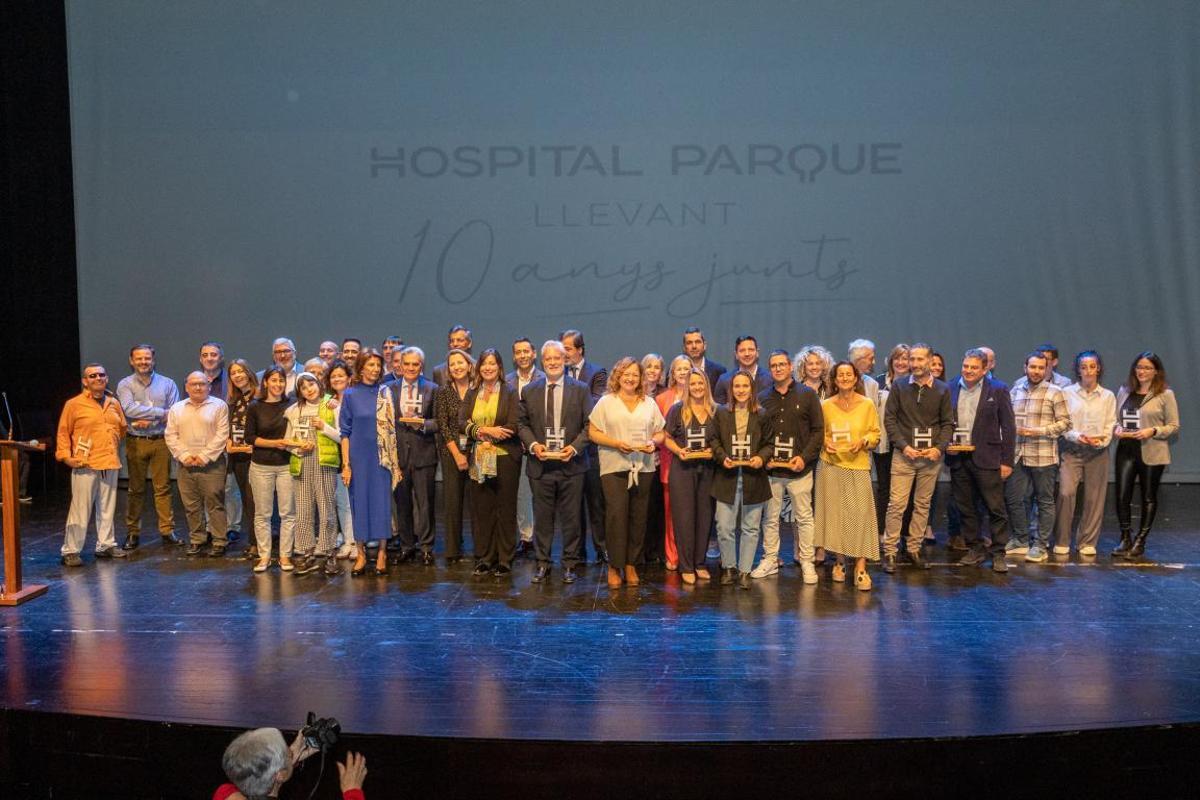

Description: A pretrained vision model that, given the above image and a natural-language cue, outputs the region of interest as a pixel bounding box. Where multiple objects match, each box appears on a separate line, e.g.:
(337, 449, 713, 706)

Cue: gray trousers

(178, 456, 228, 546)
(1055, 449, 1108, 550)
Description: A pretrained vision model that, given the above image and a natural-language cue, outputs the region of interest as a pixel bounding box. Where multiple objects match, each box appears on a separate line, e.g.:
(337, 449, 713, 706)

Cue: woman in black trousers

(662, 369, 717, 584)
(459, 349, 522, 576)
(435, 348, 475, 564)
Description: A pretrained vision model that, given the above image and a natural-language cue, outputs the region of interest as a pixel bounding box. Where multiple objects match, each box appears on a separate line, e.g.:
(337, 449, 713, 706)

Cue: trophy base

(947, 445, 976, 453)
(766, 460, 795, 470)
(728, 459, 755, 468)
(541, 450, 570, 460)
(397, 417, 425, 426)
(683, 449, 713, 461)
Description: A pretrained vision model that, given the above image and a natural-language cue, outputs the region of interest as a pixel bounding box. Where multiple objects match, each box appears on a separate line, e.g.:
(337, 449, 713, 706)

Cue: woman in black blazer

(459, 349, 521, 576)
(709, 372, 773, 589)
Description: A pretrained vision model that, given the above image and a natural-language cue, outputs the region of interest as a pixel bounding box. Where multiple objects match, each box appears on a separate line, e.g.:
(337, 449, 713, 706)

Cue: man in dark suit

(431, 325, 472, 387)
(560, 328, 607, 561)
(712, 334, 772, 405)
(948, 348, 1015, 573)
(683, 326, 727, 394)
(507, 337, 545, 558)
(518, 340, 593, 584)
(390, 346, 440, 565)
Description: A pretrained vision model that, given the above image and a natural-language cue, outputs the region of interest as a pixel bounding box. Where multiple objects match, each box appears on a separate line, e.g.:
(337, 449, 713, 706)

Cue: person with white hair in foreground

(213, 726, 367, 800)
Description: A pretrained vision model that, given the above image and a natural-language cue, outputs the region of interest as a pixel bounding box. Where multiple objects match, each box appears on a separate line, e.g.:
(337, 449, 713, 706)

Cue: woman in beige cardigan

(1112, 352, 1180, 559)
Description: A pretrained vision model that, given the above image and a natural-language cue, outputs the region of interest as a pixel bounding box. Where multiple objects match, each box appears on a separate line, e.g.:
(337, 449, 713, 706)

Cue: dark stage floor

(2, 485, 1199, 746)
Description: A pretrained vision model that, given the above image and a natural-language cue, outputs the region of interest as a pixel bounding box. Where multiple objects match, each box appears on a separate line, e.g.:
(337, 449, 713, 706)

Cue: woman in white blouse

(588, 357, 666, 588)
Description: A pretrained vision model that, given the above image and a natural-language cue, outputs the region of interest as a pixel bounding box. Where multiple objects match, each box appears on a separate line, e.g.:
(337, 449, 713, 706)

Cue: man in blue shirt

(117, 343, 180, 549)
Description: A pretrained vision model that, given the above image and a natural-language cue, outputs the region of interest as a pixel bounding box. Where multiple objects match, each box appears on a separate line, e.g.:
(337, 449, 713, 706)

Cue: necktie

(546, 382, 557, 429)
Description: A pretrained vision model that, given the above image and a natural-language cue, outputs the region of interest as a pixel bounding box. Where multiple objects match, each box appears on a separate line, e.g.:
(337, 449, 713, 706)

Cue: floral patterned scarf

(375, 384, 402, 488)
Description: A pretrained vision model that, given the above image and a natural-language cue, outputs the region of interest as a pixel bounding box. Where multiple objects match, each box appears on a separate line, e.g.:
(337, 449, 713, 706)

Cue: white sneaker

(801, 562, 818, 585)
(1079, 545, 1097, 556)
(1005, 541, 1029, 555)
(1052, 545, 1070, 555)
(750, 557, 779, 578)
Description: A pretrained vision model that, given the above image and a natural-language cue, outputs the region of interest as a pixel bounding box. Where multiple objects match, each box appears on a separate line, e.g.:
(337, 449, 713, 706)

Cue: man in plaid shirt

(1004, 352, 1072, 562)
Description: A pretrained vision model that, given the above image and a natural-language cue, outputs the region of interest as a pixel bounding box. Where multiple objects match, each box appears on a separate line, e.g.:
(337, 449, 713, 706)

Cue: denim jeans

(1004, 462, 1058, 547)
(716, 474, 765, 573)
(248, 462, 296, 559)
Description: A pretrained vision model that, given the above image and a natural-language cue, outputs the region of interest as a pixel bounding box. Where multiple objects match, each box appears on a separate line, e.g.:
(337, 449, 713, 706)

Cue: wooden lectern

(1, 440, 49, 605)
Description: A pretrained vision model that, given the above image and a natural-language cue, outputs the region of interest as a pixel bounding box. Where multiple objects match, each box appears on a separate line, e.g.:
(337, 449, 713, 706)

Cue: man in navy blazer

(560, 328, 607, 561)
(712, 335, 772, 405)
(390, 346, 440, 565)
(519, 340, 593, 583)
(948, 348, 1015, 573)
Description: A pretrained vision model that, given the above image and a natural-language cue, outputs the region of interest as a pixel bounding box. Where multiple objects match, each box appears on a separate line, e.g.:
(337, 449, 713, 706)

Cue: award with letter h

(1121, 408, 1140, 433)
(768, 435, 795, 469)
(729, 434, 753, 467)
(231, 424, 245, 445)
(399, 392, 424, 425)
(912, 427, 934, 450)
(948, 427, 974, 452)
(543, 426, 569, 460)
(684, 425, 711, 460)
(74, 436, 92, 461)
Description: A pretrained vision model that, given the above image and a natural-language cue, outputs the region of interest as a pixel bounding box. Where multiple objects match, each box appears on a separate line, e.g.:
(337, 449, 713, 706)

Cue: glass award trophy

(831, 421, 853, 452)
(74, 436, 92, 460)
(543, 426, 568, 459)
(685, 425, 711, 460)
(231, 424, 245, 445)
(293, 416, 313, 443)
(729, 434, 753, 466)
(948, 427, 974, 452)
(912, 427, 934, 450)
(399, 391, 424, 425)
(768, 434, 795, 469)
(1121, 408, 1140, 433)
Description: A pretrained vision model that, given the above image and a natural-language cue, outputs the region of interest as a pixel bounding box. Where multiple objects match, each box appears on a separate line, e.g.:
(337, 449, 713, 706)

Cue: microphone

(1, 391, 16, 440)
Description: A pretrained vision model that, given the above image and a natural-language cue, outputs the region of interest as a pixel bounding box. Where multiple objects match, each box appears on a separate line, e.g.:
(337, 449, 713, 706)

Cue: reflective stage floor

(2, 484, 1199, 797)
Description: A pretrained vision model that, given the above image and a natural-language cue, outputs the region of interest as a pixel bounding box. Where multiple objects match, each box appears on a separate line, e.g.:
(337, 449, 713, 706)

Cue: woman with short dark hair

(245, 366, 298, 573)
(339, 349, 401, 576)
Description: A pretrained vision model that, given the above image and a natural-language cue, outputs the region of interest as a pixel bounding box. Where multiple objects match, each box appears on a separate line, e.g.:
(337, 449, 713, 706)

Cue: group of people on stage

(56, 326, 1180, 591)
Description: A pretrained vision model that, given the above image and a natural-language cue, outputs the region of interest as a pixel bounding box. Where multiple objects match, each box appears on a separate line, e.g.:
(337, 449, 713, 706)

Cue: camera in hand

(301, 711, 341, 752)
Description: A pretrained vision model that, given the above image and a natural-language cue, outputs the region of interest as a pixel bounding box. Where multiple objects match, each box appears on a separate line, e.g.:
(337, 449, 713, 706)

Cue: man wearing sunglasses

(55, 364, 129, 566)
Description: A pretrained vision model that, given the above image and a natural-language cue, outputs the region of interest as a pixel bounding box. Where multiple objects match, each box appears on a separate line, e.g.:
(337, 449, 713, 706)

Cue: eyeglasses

(85, 372, 107, 379)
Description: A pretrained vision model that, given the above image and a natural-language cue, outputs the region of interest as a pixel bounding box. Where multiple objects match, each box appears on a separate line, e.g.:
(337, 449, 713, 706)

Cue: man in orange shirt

(55, 363, 129, 566)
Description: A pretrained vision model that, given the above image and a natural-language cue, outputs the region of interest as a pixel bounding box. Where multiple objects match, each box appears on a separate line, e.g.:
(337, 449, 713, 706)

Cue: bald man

(166, 371, 231, 556)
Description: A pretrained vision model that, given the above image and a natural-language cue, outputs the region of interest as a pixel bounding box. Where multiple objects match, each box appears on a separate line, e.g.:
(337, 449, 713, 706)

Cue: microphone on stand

(1, 391, 17, 441)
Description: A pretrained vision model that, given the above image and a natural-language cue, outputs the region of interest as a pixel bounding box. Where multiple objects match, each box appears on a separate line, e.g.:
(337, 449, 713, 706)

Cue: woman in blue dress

(339, 349, 400, 576)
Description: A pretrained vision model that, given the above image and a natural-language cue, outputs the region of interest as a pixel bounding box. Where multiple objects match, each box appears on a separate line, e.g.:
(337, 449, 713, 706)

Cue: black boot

(1128, 499, 1157, 559)
(1112, 529, 1133, 558)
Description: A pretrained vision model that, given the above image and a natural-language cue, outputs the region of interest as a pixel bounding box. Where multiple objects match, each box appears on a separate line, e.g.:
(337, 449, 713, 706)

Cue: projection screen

(66, 1, 1198, 477)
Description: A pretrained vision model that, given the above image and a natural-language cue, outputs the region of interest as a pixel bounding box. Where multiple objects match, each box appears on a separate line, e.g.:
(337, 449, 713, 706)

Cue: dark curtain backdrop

(0, 2, 78, 488)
